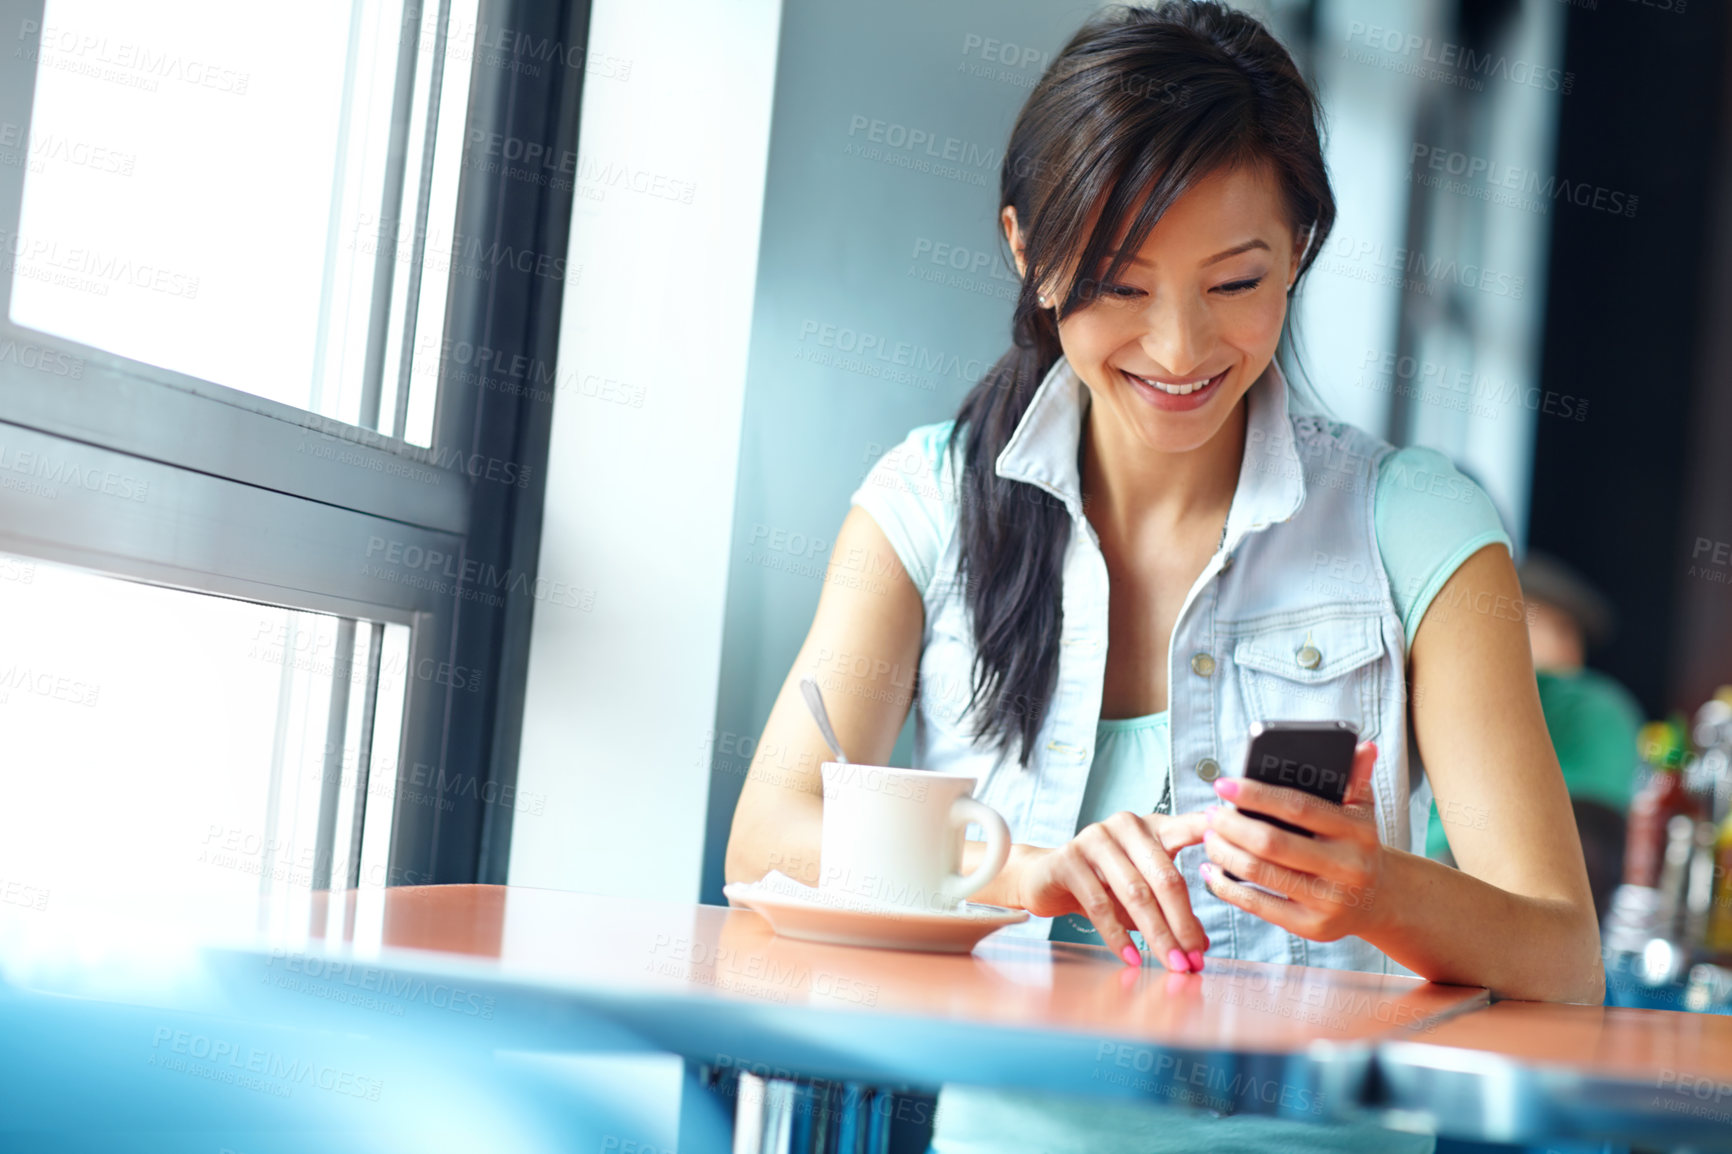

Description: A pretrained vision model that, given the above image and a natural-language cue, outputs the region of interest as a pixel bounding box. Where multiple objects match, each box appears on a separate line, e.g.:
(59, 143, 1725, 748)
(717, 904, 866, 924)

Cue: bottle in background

(1697, 688, 1732, 957)
(1624, 717, 1702, 890)
(1707, 807, 1732, 957)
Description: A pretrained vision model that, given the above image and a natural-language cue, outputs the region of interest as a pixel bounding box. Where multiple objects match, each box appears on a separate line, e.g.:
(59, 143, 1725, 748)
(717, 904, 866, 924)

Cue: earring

(1037, 293, 1051, 308)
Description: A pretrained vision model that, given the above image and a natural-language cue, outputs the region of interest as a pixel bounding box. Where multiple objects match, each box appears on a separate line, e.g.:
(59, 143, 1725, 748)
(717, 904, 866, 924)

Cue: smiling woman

(723, 2, 1601, 1150)
(1007, 166, 1302, 413)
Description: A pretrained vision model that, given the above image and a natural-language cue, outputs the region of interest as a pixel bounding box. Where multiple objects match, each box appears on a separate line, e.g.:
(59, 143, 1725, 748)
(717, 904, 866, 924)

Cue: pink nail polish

(1187, 949, 1205, 971)
(1121, 944, 1143, 966)
(1213, 778, 1239, 800)
(1167, 948, 1190, 973)
(1200, 862, 1215, 882)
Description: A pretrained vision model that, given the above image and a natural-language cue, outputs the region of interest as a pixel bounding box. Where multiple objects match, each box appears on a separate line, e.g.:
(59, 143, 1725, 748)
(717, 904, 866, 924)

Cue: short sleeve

(848, 420, 960, 599)
(1374, 446, 1514, 647)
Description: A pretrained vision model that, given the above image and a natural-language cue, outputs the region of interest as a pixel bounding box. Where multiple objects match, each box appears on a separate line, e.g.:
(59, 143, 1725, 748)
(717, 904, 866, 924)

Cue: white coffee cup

(818, 762, 1012, 913)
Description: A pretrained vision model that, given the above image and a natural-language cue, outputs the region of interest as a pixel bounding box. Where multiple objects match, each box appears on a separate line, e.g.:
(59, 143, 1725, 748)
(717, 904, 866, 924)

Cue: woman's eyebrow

(1115, 238, 1272, 269)
(1201, 238, 1271, 266)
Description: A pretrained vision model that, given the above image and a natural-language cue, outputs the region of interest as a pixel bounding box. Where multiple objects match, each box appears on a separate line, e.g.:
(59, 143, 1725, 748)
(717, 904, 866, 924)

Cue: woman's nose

(1138, 293, 1215, 378)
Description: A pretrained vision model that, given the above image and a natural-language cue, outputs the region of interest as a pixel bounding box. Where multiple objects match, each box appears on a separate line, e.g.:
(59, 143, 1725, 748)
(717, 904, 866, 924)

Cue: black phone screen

(1219, 722, 1358, 891)
(1235, 721, 1358, 837)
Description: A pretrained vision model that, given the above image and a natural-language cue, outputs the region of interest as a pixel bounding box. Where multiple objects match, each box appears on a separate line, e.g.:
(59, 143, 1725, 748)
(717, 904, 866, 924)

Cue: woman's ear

(1002, 204, 1061, 307)
(1000, 204, 1028, 280)
(1288, 219, 1318, 292)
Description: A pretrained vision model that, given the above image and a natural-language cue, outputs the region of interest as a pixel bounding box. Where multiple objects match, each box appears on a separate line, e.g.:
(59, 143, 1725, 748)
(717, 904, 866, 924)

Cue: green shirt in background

(1426, 667, 1644, 860)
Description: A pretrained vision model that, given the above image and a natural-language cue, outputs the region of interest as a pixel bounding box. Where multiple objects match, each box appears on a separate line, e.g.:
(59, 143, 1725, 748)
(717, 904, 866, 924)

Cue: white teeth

(1127, 370, 1217, 396)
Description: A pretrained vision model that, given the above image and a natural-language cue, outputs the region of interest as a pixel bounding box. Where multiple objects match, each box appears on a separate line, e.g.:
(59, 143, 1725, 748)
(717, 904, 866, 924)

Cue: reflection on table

(7, 883, 1732, 1151)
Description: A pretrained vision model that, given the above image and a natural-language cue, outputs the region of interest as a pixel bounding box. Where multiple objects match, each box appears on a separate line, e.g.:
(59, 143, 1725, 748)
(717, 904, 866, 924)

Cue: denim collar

(992, 355, 1306, 548)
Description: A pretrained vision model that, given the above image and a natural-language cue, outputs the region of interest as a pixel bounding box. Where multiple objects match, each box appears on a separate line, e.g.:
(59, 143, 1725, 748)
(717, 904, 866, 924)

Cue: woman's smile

(1118, 365, 1229, 411)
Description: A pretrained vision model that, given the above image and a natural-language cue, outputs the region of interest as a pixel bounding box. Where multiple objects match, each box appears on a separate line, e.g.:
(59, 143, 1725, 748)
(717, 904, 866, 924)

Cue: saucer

(723, 874, 1029, 954)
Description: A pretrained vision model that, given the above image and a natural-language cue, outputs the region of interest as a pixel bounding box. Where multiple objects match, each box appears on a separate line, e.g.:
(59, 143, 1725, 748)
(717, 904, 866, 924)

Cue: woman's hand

(1199, 740, 1386, 942)
(1007, 811, 1211, 971)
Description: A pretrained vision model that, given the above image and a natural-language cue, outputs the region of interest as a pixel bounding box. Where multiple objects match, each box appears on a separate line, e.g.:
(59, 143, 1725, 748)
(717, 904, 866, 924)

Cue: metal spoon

(799, 675, 848, 764)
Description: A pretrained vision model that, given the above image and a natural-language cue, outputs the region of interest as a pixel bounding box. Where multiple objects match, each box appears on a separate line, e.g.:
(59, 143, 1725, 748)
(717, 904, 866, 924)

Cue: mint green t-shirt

(931, 445, 1507, 1153)
(1040, 442, 1509, 947)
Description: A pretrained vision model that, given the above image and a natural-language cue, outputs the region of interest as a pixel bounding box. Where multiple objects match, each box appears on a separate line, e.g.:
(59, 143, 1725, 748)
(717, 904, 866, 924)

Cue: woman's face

(1004, 162, 1304, 455)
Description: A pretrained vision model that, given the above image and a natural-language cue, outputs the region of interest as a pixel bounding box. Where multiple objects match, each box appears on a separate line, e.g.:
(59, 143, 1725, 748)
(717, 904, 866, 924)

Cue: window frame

(0, 0, 589, 888)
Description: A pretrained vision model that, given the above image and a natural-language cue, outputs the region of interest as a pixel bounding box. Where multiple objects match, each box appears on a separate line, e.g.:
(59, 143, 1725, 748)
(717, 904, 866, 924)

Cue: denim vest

(913, 356, 1426, 975)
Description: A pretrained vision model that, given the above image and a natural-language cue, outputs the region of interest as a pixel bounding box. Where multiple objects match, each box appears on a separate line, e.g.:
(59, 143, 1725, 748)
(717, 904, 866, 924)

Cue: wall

(697, 0, 1106, 904)
(510, 0, 781, 901)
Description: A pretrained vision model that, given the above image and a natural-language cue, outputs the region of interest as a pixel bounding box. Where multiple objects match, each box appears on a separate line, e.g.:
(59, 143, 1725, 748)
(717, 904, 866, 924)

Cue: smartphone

(1222, 721, 1358, 891)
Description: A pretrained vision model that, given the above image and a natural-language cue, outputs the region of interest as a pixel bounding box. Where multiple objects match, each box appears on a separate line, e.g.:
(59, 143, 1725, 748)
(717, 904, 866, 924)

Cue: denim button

(1195, 758, 1220, 782)
(1296, 644, 1322, 669)
(1190, 652, 1215, 677)
(1046, 740, 1089, 763)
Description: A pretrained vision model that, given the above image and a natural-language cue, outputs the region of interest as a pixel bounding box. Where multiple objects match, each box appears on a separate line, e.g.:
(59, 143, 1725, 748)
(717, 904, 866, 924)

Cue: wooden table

(264, 884, 1491, 1147)
(7, 884, 1732, 1151)
(1373, 1000, 1732, 1148)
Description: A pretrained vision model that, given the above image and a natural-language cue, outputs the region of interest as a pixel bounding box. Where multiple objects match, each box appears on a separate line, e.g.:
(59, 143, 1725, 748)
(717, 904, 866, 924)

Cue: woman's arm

(1199, 544, 1604, 1002)
(723, 506, 925, 887)
(724, 506, 1212, 969)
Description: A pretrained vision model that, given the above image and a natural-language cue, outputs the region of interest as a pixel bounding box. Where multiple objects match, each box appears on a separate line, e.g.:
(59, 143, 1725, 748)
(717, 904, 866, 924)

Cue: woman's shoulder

(852, 419, 963, 511)
(1373, 444, 1509, 543)
(1283, 408, 1500, 519)
(848, 419, 964, 598)
(1279, 407, 1511, 639)
(1287, 409, 1395, 467)
(1369, 444, 1514, 643)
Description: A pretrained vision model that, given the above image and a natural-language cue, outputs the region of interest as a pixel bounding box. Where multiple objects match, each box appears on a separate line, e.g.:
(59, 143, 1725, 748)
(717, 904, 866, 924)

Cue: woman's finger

(1054, 843, 1144, 965)
(1106, 813, 1208, 958)
(1340, 741, 1379, 810)
(1080, 829, 1190, 970)
(1203, 815, 1379, 919)
(1155, 811, 1209, 854)
(1212, 778, 1360, 839)
(1212, 740, 1380, 836)
(1201, 827, 1305, 900)
(1200, 860, 1307, 933)
(1206, 804, 1346, 879)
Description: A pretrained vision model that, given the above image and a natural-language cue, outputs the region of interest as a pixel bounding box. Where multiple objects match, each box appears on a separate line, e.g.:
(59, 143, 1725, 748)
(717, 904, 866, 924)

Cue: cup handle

(943, 796, 1011, 905)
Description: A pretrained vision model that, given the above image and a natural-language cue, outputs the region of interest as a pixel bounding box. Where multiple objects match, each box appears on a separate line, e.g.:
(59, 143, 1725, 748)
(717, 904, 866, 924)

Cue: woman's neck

(1080, 394, 1248, 548)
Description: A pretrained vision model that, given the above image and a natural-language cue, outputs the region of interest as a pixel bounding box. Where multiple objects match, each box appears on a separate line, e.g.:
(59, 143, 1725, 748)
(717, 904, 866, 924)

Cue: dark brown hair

(948, 0, 1336, 767)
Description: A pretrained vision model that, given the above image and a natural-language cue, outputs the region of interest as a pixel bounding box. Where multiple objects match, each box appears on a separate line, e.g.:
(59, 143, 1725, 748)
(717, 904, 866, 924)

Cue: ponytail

(949, 305, 1071, 768)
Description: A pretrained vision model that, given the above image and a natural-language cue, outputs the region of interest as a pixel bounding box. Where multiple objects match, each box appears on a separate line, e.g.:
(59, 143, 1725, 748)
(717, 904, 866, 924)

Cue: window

(0, 0, 586, 901)
(10, 0, 479, 445)
(0, 550, 409, 908)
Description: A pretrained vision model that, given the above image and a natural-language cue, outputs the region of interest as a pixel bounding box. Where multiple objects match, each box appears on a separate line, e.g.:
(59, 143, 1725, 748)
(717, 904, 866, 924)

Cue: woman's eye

(1091, 278, 1263, 301)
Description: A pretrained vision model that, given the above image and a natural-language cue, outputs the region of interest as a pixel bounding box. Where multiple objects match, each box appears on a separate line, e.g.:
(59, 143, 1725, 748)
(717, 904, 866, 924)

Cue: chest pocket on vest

(1231, 611, 1385, 744)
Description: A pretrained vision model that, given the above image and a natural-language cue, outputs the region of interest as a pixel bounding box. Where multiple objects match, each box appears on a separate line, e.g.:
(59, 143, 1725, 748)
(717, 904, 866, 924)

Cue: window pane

(380, 0, 481, 447)
(8, 0, 463, 444)
(0, 551, 409, 922)
(399, 0, 480, 447)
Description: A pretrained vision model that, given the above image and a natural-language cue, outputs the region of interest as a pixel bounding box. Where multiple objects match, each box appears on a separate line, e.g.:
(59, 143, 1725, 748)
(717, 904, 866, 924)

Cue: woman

(725, 2, 1601, 1149)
